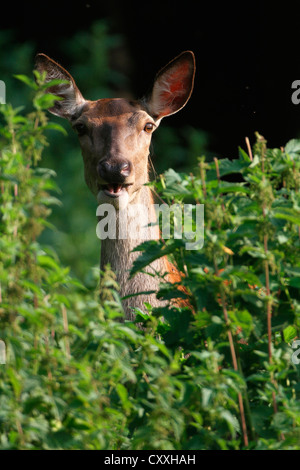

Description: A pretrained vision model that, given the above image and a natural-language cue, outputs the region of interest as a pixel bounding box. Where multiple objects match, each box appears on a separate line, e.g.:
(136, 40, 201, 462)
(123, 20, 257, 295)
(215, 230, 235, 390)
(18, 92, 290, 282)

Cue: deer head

(35, 51, 195, 210)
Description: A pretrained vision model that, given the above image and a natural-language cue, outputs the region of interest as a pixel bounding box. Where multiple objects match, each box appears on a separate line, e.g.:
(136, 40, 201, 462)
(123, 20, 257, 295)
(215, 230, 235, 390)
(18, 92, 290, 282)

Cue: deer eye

(144, 122, 155, 133)
(73, 122, 87, 136)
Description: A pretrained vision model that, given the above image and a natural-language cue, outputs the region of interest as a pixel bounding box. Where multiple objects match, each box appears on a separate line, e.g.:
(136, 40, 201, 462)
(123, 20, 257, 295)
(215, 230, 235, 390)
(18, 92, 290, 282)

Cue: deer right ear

(145, 51, 195, 122)
(35, 53, 86, 119)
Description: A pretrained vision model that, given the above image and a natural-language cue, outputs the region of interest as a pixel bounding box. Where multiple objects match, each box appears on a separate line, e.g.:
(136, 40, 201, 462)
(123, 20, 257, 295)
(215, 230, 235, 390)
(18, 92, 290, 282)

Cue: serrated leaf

(37, 255, 61, 271)
(249, 154, 260, 167)
(14, 74, 38, 90)
(39, 78, 69, 90)
(238, 146, 252, 162)
(130, 240, 177, 276)
(42, 122, 68, 136)
(216, 183, 250, 195)
(220, 410, 240, 435)
(285, 139, 300, 155)
(34, 93, 63, 110)
(283, 325, 297, 343)
(289, 277, 300, 288)
(273, 208, 300, 226)
(206, 158, 249, 180)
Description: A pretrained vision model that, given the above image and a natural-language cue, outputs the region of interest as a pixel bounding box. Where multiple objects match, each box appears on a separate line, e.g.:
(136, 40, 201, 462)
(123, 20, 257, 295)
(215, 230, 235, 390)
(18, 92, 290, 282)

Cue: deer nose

(119, 161, 131, 177)
(97, 160, 132, 182)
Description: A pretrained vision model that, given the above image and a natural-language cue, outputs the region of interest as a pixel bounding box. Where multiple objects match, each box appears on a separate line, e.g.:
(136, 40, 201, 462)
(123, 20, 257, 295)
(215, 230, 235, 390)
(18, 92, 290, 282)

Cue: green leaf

(283, 325, 297, 343)
(238, 147, 252, 162)
(206, 158, 249, 180)
(34, 93, 62, 110)
(14, 74, 38, 90)
(215, 182, 250, 195)
(220, 410, 240, 436)
(37, 254, 61, 272)
(249, 154, 260, 168)
(228, 309, 253, 337)
(6, 368, 22, 398)
(39, 78, 69, 90)
(273, 208, 300, 226)
(116, 383, 129, 404)
(285, 139, 300, 155)
(130, 240, 178, 276)
(289, 277, 300, 288)
(42, 122, 68, 136)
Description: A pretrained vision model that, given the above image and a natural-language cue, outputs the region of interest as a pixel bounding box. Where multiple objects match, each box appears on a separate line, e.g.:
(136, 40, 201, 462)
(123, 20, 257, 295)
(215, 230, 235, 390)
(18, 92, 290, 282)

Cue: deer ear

(35, 53, 86, 119)
(146, 51, 195, 121)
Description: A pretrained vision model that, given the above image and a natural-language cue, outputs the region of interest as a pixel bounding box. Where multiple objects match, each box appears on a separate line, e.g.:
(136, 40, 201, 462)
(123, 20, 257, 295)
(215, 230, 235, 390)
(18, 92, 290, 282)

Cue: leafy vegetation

(0, 22, 210, 280)
(0, 26, 300, 450)
(134, 133, 300, 449)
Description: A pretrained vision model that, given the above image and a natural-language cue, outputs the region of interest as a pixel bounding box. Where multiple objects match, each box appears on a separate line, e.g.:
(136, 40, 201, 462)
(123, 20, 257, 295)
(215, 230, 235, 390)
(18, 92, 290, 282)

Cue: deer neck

(99, 184, 165, 318)
(100, 184, 159, 273)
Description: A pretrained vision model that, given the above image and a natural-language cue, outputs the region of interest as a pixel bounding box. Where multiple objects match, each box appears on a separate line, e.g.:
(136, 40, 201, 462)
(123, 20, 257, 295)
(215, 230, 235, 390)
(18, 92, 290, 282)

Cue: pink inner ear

(168, 64, 190, 93)
(158, 62, 192, 117)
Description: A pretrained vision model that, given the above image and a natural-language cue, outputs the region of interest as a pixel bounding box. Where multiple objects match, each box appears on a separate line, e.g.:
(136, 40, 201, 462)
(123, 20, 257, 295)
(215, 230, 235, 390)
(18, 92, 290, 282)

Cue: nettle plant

(0, 71, 300, 450)
(133, 133, 300, 447)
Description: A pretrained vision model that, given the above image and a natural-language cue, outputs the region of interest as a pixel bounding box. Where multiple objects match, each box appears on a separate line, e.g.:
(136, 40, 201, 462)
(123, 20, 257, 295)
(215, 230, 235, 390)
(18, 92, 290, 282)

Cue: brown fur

(35, 52, 195, 319)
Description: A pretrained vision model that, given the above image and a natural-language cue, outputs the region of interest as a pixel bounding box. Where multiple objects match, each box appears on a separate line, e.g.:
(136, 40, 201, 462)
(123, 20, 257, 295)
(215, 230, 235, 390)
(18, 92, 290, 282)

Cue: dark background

(1, 1, 300, 157)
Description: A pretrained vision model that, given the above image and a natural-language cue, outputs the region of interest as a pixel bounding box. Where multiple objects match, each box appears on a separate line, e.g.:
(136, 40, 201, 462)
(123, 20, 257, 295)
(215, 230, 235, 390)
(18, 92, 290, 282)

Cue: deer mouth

(100, 183, 132, 198)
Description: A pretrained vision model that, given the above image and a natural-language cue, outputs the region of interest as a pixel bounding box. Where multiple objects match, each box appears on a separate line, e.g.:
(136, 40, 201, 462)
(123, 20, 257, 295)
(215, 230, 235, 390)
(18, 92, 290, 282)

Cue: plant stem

(62, 304, 70, 359)
(259, 136, 284, 438)
(199, 160, 207, 198)
(214, 157, 226, 213)
(245, 137, 253, 161)
(263, 235, 272, 362)
(214, 258, 249, 447)
(292, 161, 300, 240)
(221, 287, 248, 447)
(214, 156, 250, 445)
(237, 355, 256, 441)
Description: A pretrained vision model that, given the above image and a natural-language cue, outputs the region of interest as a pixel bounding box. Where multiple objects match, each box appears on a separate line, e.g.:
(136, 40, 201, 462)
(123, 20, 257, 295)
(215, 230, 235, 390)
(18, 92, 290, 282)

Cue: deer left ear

(35, 53, 86, 120)
(145, 51, 195, 121)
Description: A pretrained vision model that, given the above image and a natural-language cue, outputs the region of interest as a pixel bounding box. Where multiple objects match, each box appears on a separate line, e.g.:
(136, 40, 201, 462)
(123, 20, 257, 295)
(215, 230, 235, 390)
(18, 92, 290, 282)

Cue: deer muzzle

(96, 159, 134, 208)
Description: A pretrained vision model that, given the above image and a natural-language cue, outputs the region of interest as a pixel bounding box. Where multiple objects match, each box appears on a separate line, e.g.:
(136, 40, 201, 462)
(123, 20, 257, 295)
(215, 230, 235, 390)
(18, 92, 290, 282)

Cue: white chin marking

(97, 189, 129, 210)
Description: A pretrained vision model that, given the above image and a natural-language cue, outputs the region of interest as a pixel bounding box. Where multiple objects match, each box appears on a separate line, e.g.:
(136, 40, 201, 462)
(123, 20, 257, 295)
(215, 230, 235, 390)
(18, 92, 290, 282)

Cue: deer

(35, 51, 196, 320)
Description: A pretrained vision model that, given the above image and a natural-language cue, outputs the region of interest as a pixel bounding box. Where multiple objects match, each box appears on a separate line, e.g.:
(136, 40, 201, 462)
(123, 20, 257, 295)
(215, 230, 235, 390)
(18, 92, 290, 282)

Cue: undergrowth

(0, 74, 300, 449)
